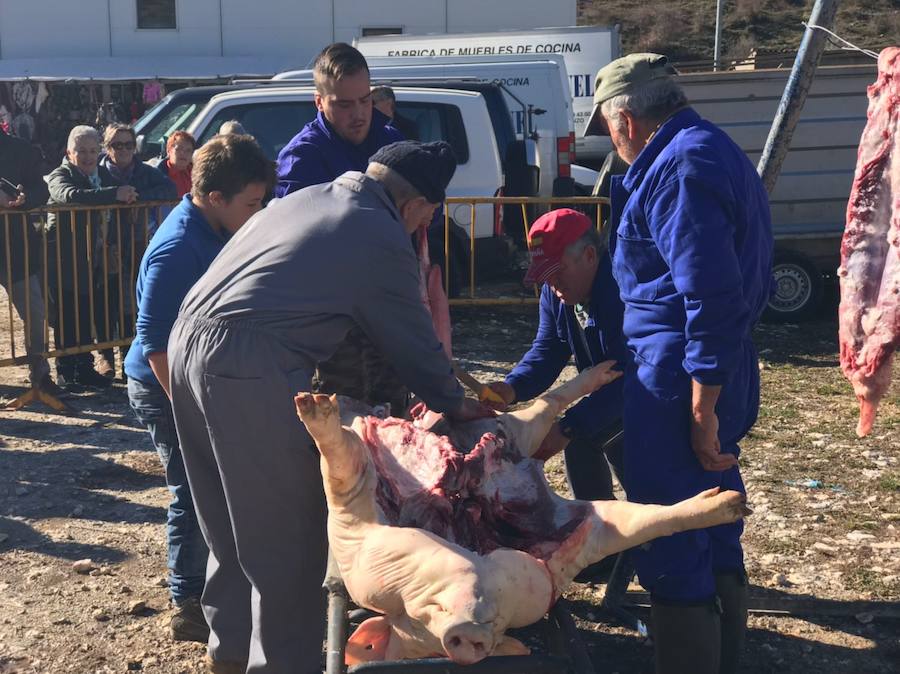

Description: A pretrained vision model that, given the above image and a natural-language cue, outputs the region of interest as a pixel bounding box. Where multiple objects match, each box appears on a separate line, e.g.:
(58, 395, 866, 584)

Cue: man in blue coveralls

(275, 43, 402, 198)
(583, 54, 773, 673)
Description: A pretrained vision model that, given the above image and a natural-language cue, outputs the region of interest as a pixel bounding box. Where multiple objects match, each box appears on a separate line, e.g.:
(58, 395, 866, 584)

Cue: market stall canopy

(0, 56, 303, 81)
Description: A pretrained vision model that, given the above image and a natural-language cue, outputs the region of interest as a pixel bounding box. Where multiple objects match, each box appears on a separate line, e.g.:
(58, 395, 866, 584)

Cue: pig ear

(346, 616, 392, 665)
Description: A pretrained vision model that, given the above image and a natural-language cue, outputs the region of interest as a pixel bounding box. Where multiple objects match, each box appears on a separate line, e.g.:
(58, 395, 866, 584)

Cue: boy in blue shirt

(124, 134, 275, 644)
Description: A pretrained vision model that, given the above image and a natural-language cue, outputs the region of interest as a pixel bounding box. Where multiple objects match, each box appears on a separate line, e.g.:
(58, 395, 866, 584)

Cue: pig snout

(441, 622, 495, 664)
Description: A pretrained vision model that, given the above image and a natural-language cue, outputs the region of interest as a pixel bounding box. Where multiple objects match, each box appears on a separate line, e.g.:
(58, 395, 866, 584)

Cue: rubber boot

(651, 599, 721, 674)
(716, 571, 749, 674)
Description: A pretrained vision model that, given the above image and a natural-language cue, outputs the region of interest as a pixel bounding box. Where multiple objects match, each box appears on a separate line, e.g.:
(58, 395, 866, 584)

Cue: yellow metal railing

(442, 196, 610, 304)
(1, 200, 176, 410)
(1, 196, 610, 410)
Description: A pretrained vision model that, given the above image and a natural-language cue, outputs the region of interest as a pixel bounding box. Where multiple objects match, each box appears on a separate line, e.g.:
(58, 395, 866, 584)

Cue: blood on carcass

(838, 47, 900, 437)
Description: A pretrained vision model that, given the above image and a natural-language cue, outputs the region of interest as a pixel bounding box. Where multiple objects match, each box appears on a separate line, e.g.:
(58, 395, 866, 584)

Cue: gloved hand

(448, 396, 497, 422)
(483, 381, 516, 411)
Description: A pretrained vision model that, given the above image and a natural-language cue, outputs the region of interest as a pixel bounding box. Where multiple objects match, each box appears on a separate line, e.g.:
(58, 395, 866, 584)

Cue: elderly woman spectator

(95, 123, 176, 377)
(150, 130, 196, 199)
(46, 125, 135, 390)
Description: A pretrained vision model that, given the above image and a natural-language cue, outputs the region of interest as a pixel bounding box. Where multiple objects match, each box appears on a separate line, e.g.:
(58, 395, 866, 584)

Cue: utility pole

(713, 0, 724, 71)
(757, 0, 841, 193)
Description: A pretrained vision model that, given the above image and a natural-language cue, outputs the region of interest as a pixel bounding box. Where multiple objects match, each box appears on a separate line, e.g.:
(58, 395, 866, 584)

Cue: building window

(362, 27, 403, 37)
(137, 0, 177, 30)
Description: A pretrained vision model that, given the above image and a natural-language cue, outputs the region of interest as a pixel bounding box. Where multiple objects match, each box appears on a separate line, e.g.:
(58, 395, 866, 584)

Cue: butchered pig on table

(296, 362, 751, 665)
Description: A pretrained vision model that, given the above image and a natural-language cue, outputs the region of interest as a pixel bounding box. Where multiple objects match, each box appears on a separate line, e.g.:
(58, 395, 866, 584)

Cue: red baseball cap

(524, 209, 591, 284)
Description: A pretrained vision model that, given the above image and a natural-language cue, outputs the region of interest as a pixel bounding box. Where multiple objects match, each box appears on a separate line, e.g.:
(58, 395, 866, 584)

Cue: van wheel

(764, 251, 823, 322)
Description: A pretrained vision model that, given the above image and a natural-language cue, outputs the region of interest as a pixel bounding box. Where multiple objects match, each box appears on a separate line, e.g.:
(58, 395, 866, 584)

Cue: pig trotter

(675, 487, 752, 531)
(295, 392, 342, 449)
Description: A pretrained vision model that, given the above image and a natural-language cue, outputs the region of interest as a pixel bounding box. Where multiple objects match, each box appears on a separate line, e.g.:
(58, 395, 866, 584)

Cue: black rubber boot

(716, 571, 749, 674)
(651, 599, 722, 674)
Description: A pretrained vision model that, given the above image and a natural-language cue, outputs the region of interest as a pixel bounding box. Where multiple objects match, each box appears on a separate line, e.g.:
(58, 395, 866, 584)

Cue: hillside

(578, 0, 899, 65)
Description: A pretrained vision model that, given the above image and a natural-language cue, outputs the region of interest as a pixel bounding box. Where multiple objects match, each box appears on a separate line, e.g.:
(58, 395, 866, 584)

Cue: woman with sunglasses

(96, 123, 177, 378)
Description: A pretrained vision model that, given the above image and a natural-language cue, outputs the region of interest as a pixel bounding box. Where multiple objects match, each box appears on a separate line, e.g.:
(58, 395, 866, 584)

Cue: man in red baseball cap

(487, 209, 628, 558)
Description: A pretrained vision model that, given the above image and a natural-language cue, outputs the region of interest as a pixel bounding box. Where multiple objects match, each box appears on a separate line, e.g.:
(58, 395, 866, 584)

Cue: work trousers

(622, 374, 746, 604)
(169, 316, 328, 673)
(564, 418, 625, 501)
(0, 273, 50, 381)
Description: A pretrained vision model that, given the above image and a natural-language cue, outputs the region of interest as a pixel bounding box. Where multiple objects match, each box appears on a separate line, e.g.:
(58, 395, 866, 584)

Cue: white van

(274, 55, 575, 197)
(354, 26, 622, 164)
(181, 85, 519, 290)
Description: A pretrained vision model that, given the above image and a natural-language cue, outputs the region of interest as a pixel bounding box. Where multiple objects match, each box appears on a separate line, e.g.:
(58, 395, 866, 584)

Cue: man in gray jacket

(168, 141, 485, 674)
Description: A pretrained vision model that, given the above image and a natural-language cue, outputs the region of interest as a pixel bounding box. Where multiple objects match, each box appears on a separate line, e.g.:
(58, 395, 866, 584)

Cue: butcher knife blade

(452, 362, 506, 406)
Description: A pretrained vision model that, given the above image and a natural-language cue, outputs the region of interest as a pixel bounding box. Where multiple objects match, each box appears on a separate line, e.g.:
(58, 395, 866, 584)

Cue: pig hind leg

(593, 488, 751, 559)
(295, 393, 369, 495)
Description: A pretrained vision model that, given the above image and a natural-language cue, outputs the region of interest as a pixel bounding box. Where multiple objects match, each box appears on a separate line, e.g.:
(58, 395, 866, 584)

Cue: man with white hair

(584, 54, 773, 674)
(168, 140, 488, 674)
(217, 120, 247, 135)
(46, 125, 137, 389)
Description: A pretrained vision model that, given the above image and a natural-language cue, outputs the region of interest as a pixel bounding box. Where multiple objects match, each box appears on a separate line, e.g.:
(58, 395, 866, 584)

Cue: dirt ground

(1, 289, 898, 674)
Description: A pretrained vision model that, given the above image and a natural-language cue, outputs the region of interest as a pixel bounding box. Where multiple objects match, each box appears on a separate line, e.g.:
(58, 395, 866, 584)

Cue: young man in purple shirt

(276, 42, 410, 415)
(275, 43, 402, 198)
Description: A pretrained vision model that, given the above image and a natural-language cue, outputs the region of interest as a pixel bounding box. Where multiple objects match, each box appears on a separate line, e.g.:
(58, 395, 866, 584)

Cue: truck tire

(764, 250, 824, 322)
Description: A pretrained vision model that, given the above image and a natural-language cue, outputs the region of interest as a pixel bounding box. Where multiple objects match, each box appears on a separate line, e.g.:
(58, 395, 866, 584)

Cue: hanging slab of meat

(839, 47, 900, 437)
(295, 364, 751, 665)
(417, 225, 452, 358)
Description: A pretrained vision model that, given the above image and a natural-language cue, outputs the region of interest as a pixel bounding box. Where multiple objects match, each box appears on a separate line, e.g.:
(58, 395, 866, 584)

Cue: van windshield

(137, 102, 203, 146)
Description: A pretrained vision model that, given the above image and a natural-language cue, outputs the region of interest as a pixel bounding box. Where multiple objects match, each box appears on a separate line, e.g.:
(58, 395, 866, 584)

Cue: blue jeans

(128, 377, 208, 603)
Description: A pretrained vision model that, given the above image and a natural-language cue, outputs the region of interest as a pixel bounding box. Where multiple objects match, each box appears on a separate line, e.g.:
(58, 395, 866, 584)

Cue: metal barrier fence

(1, 200, 176, 410)
(1, 196, 609, 411)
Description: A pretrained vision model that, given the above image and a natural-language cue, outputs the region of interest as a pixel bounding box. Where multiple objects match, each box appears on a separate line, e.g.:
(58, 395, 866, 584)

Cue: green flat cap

(584, 53, 677, 136)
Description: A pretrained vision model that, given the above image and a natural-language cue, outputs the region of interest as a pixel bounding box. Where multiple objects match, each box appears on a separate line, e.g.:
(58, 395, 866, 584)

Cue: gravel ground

(1, 292, 898, 673)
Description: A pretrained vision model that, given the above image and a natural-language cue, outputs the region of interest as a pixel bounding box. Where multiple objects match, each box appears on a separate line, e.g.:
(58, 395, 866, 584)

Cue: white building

(0, 0, 576, 78)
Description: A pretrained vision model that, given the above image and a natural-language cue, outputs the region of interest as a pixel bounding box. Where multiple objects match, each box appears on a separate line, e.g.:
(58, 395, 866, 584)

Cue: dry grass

(578, 0, 899, 63)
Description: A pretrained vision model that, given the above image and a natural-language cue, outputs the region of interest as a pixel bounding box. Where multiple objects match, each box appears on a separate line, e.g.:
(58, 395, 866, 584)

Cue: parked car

(134, 83, 534, 292)
(274, 55, 576, 201)
(134, 85, 250, 161)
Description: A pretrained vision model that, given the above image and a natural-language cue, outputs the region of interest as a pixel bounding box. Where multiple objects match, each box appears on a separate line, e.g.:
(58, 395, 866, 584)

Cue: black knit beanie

(369, 140, 457, 203)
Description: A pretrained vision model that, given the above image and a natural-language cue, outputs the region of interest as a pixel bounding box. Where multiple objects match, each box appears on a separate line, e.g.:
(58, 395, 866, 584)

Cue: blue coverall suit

(505, 255, 628, 500)
(610, 108, 773, 603)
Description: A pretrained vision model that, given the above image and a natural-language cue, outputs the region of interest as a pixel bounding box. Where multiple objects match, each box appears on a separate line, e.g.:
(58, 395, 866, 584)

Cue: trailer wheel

(764, 251, 823, 322)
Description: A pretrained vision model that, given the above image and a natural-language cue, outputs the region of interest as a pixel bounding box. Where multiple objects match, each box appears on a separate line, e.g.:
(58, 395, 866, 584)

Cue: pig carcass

(839, 47, 900, 437)
(295, 364, 750, 665)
